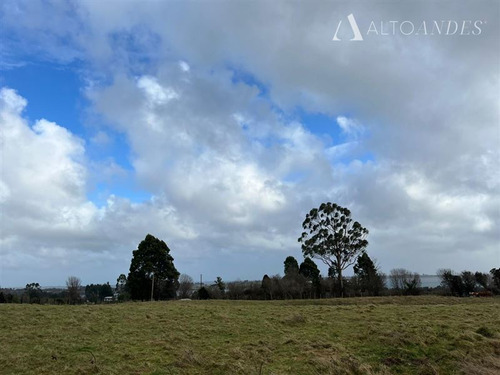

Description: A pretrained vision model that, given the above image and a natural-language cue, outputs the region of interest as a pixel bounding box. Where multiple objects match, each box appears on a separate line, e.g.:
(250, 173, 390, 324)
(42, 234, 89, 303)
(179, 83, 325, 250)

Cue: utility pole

(150, 272, 154, 302)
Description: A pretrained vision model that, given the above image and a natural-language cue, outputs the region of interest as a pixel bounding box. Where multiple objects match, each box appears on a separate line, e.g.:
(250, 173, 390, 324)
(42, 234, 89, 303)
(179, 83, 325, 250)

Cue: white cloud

(0, 88, 87, 209)
(137, 75, 178, 106)
(179, 60, 190, 72)
(0, 1, 498, 285)
(0, 88, 192, 285)
(336, 116, 365, 139)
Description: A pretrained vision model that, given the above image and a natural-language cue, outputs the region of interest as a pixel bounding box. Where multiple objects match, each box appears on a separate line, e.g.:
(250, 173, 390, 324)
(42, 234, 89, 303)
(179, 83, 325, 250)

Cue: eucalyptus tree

(298, 202, 368, 297)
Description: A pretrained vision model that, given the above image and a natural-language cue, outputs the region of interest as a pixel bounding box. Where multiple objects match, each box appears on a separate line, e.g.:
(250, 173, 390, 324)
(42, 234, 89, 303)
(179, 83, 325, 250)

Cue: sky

(0, 0, 499, 287)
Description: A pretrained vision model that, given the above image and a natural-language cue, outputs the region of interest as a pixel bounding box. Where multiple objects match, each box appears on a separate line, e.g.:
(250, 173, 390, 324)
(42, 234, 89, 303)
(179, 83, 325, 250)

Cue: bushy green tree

(84, 283, 113, 303)
(299, 258, 321, 298)
(100, 283, 113, 300)
(299, 258, 320, 282)
(299, 202, 368, 297)
(353, 253, 385, 296)
(85, 284, 100, 303)
(461, 271, 477, 294)
(474, 272, 490, 290)
(490, 268, 500, 294)
(438, 269, 464, 296)
(197, 287, 210, 300)
(281, 256, 306, 299)
(261, 274, 273, 299)
(284, 256, 299, 276)
(127, 234, 180, 301)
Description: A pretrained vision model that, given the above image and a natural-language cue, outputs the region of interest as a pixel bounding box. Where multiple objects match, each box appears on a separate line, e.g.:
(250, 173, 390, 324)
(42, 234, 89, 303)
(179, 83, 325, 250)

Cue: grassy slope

(1, 296, 499, 375)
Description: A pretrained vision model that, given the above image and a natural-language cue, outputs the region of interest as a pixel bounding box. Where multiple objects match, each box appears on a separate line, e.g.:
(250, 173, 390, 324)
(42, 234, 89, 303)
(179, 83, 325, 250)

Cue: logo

(332, 14, 363, 41)
(332, 14, 485, 41)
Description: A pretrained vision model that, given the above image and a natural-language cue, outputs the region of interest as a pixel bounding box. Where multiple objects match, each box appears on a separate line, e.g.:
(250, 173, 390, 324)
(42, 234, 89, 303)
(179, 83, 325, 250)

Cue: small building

(104, 296, 114, 303)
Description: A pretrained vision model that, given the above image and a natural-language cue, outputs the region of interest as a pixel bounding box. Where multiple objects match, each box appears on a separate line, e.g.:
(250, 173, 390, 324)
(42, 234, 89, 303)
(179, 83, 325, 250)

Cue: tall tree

(127, 234, 180, 301)
(299, 202, 368, 297)
(283, 256, 299, 276)
(299, 257, 320, 282)
(353, 253, 385, 296)
(299, 258, 321, 298)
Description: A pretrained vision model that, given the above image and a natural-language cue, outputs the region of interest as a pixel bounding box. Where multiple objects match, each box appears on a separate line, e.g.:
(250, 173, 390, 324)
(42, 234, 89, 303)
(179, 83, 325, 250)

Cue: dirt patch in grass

(476, 326, 496, 338)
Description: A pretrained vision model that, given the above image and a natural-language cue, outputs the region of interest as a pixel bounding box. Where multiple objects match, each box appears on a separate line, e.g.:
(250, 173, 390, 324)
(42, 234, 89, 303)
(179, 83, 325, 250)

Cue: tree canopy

(298, 202, 368, 296)
(299, 257, 320, 282)
(353, 253, 385, 296)
(127, 234, 180, 300)
(85, 283, 113, 303)
(283, 256, 299, 276)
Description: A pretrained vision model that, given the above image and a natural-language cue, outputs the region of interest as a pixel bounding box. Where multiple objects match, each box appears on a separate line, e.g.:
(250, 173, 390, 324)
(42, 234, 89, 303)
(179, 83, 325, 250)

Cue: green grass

(1, 296, 499, 374)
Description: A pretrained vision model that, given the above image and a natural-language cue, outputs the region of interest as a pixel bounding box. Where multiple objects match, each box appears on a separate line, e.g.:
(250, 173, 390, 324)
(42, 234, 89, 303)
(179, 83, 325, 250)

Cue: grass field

(1, 296, 499, 374)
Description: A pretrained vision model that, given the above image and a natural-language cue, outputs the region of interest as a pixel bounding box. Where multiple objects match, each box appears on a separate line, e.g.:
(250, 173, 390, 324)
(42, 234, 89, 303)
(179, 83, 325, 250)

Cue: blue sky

(1, 63, 85, 135)
(0, 0, 498, 287)
(1, 62, 155, 206)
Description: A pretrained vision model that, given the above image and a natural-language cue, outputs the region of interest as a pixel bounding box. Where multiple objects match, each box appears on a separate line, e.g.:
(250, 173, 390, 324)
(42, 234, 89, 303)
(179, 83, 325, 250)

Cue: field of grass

(1, 296, 499, 375)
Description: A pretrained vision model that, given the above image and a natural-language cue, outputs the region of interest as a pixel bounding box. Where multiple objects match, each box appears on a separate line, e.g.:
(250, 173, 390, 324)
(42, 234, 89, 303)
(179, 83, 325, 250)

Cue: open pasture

(1, 296, 499, 374)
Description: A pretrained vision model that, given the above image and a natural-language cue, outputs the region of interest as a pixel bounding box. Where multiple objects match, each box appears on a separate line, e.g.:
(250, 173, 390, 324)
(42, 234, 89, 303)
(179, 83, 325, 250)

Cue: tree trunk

(339, 268, 344, 298)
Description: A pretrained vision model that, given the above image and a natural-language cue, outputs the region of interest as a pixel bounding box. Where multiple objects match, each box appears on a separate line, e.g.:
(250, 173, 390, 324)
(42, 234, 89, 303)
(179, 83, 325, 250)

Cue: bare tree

(66, 276, 82, 304)
(389, 269, 421, 295)
(178, 274, 194, 299)
(390, 268, 407, 291)
(227, 281, 245, 300)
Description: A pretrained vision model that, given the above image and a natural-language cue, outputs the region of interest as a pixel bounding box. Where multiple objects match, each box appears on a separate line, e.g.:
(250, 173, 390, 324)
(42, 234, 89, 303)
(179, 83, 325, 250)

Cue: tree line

(170, 257, 500, 301)
(0, 277, 114, 305)
(1, 202, 498, 303)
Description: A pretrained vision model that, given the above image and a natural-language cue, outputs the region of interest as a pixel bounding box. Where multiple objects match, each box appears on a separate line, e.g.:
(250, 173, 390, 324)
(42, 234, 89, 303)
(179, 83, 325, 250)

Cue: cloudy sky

(0, 1, 499, 287)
